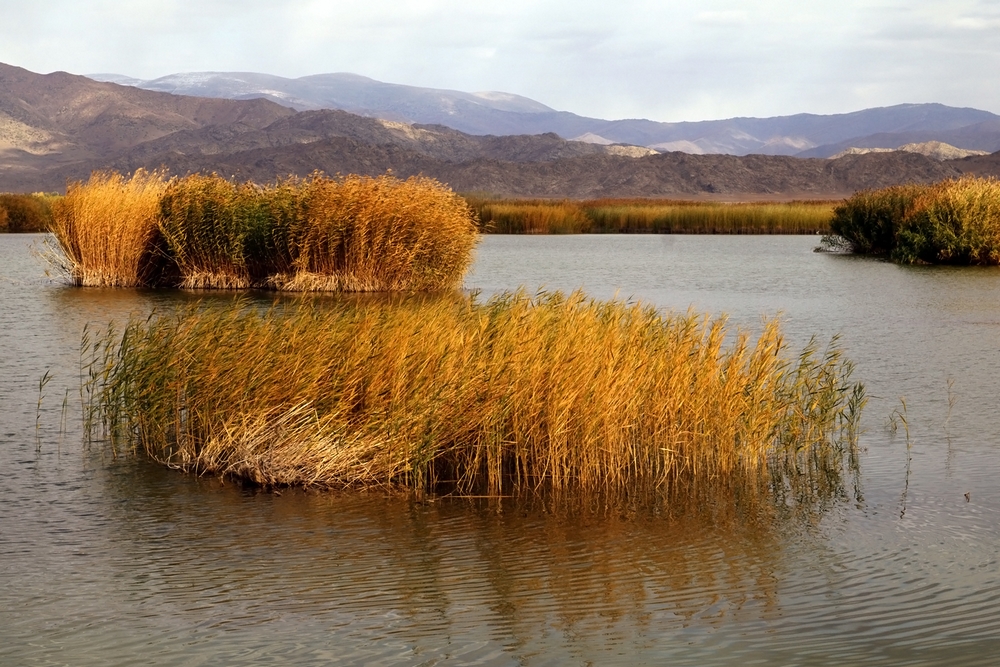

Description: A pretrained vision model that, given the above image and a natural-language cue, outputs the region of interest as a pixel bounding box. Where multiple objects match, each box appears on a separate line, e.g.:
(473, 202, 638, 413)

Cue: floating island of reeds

(62, 169, 865, 506)
(51, 170, 478, 291)
(824, 176, 1000, 264)
(85, 291, 865, 504)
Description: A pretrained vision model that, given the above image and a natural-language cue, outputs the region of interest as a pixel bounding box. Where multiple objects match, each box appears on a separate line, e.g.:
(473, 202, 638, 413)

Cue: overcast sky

(2, 0, 999, 121)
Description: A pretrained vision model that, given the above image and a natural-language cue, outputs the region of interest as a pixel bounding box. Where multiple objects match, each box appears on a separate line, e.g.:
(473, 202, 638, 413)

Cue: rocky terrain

(830, 141, 989, 161)
(2, 63, 997, 198)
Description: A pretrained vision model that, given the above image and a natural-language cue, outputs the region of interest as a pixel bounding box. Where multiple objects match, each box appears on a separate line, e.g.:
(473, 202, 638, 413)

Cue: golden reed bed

(86, 292, 865, 499)
(468, 197, 835, 234)
(51, 170, 479, 291)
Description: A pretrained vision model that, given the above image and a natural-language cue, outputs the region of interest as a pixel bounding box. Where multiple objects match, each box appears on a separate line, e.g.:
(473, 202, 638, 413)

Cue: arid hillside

(0, 63, 294, 189)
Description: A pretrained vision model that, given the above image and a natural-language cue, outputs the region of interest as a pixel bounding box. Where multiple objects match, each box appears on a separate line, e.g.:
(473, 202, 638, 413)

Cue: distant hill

(2, 62, 996, 198)
(830, 141, 989, 161)
(89, 71, 1000, 157)
(94, 144, 964, 200)
(797, 120, 1000, 158)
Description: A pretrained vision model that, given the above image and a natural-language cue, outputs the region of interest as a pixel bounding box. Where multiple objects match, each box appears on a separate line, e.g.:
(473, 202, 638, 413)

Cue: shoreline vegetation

(50, 170, 479, 291)
(467, 196, 835, 234)
(87, 291, 865, 502)
(42, 169, 840, 290)
(47, 168, 866, 504)
(824, 176, 1000, 264)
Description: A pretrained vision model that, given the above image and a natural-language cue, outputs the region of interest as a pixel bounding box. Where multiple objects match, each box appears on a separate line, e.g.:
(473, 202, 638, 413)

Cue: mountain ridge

(1, 62, 996, 198)
(88, 71, 1000, 157)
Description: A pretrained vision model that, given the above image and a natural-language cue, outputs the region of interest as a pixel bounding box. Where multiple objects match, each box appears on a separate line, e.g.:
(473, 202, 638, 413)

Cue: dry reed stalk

(88, 292, 863, 500)
(157, 174, 256, 289)
(51, 170, 168, 286)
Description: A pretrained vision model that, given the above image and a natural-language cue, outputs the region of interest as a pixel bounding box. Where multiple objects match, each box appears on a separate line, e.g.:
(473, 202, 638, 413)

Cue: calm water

(4, 233, 1000, 665)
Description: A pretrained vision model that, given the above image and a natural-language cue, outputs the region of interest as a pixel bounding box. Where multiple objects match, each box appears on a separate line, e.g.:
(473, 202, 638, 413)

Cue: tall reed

(895, 177, 1000, 264)
(50, 170, 168, 287)
(585, 200, 835, 234)
(473, 201, 591, 234)
(86, 292, 864, 500)
(826, 184, 926, 256)
(469, 197, 835, 235)
(278, 173, 479, 291)
(158, 174, 269, 289)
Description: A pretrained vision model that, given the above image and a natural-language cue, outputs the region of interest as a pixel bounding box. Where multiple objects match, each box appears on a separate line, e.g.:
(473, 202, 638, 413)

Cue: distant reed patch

(51, 171, 479, 291)
(466, 197, 835, 234)
(85, 291, 865, 502)
(0, 192, 57, 233)
(825, 177, 1000, 264)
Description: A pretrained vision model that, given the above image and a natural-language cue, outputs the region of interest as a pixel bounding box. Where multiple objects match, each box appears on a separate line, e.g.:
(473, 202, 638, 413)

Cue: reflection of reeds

(51, 171, 479, 291)
(468, 197, 834, 234)
(86, 292, 863, 500)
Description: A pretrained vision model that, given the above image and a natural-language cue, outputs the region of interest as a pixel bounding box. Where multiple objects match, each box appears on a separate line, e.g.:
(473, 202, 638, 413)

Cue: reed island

(826, 176, 1000, 264)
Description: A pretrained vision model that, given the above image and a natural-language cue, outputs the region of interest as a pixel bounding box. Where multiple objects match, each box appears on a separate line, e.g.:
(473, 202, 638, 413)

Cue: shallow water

(4, 233, 1000, 665)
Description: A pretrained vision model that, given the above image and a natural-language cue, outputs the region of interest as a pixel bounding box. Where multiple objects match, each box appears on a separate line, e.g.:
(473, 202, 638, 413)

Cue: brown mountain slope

(108, 110, 614, 166)
(951, 151, 1000, 177)
(0, 62, 294, 185)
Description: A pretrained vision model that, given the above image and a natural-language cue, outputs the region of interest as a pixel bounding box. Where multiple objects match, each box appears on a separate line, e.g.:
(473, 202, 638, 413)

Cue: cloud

(0, 0, 998, 121)
(694, 10, 749, 25)
(952, 16, 1000, 30)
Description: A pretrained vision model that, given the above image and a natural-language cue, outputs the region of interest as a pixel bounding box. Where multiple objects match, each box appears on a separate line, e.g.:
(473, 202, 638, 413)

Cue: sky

(2, 0, 999, 122)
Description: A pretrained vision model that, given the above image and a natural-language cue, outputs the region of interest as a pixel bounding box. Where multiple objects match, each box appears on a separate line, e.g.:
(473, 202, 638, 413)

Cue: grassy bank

(0, 193, 57, 232)
(51, 171, 479, 290)
(467, 197, 835, 234)
(86, 291, 864, 499)
(826, 177, 1000, 264)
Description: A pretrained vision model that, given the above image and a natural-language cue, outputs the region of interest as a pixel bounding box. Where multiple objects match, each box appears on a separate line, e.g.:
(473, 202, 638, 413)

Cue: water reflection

(92, 458, 793, 664)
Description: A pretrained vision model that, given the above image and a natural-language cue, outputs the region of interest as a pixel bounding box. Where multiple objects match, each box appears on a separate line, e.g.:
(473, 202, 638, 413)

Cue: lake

(3, 233, 1000, 665)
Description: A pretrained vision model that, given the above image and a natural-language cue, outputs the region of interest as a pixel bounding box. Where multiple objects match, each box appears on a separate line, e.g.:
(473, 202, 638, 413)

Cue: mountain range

(89, 71, 1000, 158)
(2, 62, 999, 198)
